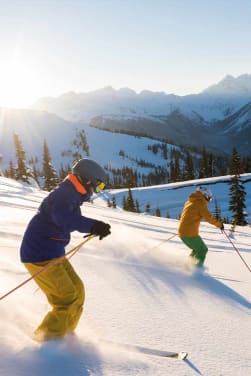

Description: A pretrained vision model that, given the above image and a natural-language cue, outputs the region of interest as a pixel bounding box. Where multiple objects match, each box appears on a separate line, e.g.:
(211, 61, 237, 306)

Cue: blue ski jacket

(20, 174, 96, 263)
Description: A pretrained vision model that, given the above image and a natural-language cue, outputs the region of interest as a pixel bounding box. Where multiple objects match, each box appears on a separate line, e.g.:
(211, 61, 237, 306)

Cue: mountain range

(31, 74, 251, 155)
(0, 74, 251, 177)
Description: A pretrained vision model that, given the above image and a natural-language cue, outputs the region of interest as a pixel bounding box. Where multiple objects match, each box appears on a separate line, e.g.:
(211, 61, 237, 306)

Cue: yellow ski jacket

(178, 191, 222, 237)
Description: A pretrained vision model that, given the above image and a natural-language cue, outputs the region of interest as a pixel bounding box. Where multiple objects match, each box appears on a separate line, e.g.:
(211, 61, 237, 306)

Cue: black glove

(220, 223, 224, 232)
(91, 221, 111, 240)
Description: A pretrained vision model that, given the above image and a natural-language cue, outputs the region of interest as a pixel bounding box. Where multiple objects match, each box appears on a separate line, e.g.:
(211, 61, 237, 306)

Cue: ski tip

(164, 351, 188, 360)
(179, 351, 188, 360)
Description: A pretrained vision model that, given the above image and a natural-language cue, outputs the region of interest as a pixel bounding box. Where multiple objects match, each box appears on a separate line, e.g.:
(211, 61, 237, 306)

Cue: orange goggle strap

(66, 174, 88, 194)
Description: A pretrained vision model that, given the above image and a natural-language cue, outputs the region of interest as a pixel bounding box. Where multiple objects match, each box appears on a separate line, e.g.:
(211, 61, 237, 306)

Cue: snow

(0, 115, 185, 178)
(0, 176, 250, 376)
(32, 74, 251, 123)
(85, 126, 173, 171)
(107, 174, 251, 222)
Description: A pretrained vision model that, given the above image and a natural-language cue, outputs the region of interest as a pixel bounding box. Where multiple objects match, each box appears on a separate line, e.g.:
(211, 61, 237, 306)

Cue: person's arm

(50, 192, 96, 233)
(200, 203, 222, 228)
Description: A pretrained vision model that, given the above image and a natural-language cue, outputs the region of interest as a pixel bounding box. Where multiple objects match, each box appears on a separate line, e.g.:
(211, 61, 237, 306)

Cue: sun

(0, 58, 41, 108)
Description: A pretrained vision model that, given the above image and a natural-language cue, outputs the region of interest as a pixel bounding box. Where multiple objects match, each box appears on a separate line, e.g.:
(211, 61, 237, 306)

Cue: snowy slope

(0, 108, 77, 171)
(107, 174, 251, 223)
(0, 177, 250, 376)
(0, 112, 182, 177)
(84, 126, 176, 171)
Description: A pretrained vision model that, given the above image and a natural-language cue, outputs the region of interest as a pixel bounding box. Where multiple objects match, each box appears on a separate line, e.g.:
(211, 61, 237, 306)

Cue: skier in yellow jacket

(178, 186, 224, 267)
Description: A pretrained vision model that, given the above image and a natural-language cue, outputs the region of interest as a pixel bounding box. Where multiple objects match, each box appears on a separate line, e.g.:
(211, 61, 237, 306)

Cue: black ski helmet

(72, 158, 107, 185)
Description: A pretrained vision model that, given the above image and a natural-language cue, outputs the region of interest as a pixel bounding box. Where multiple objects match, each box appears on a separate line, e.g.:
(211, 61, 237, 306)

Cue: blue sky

(0, 0, 251, 107)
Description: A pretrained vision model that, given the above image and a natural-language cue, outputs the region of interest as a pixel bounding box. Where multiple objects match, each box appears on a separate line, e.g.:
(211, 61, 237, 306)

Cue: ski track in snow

(0, 178, 250, 376)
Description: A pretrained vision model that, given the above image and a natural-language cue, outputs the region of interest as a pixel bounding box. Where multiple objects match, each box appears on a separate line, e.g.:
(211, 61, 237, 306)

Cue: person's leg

(181, 236, 208, 266)
(24, 259, 85, 341)
(62, 259, 85, 332)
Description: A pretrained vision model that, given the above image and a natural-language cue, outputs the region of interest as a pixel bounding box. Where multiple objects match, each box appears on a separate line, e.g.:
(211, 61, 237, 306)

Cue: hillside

(0, 109, 202, 184)
(0, 108, 77, 171)
(0, 177, 250, 376)
(30, 75, 251, 155)
(106, 174, 251, 223)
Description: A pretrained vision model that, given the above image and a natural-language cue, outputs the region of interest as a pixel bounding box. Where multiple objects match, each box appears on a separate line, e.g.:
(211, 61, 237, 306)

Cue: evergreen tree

(62, 129, 90, 165)
(13, 133, 30, 183)
(162, 143, 168, 160)
(155, 207, 161, 217)
(70, 129, 90, 160)
(4, 160, 16, 179)
(230, 147, 242, 175)
(126, 188, 136, 212)
(219, 157, 229, 176)
(78, 129, 90, 156)
(229, 148, 247, 226)
(169, 150, 181, 182)
(29, 156, 40, 185)
(144, 202, 151, 214)
(42, 140, 58, 191)
(135, 199, 140, 213)
(242, 156, 251, 173)
(122, 196, 128, 211)
(105, 173, 111, 188)
(229, 176, 247, 226)
(58, 163, 71, 180)
(208, 153, 214, 177)
(183, 151, 195, 180)
(112, 196, 117, 208)
(214, 198, 222, 221)
(174, 153, 181, 181)
(199, 147, 210, 178)
(169, 160, 175, 182)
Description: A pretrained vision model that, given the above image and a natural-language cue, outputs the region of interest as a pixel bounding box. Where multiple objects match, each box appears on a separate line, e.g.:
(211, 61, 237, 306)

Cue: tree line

(119, 148, 248, 227)
(3, 130, 90, 191)
(1, 132, 249, 226)
(106, 144, 251, 188)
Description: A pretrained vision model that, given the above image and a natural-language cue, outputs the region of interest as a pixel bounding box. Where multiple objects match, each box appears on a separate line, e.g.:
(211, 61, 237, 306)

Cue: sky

(0, 176, 250, 375)
(0, 0, 251, 107)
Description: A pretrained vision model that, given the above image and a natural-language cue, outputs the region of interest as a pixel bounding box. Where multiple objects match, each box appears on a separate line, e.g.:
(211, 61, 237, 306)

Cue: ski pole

(222, 229, 251, 273)
(0, 234, 96, 301)
(140, 233, 177, 258)
(151, 233, 177, 251)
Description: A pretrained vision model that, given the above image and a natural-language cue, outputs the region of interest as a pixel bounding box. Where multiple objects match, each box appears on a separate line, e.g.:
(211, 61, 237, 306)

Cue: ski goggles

(95, 180, 105, 193)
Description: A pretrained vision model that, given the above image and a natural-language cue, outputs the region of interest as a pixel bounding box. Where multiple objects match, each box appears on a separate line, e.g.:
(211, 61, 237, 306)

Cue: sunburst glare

(0, 57, 41, 108)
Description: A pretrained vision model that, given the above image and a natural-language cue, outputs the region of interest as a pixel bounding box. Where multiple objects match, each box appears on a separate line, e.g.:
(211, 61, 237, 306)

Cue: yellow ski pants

(24, 258, 85, 340)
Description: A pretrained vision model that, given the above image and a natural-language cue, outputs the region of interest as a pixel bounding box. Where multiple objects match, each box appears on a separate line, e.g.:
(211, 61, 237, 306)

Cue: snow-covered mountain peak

(30, 74, 251, 148)
(203, 73, 251, 96)
(117, 87, 137, 97)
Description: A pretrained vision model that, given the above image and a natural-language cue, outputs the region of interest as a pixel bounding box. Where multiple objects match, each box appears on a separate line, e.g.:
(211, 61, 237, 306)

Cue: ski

(101, 340, 188, 360)
(164, 351, 188, 360)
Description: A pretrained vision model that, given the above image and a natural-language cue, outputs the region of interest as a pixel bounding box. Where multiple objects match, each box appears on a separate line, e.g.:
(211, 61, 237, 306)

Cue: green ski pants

(181, 236, 208, 266)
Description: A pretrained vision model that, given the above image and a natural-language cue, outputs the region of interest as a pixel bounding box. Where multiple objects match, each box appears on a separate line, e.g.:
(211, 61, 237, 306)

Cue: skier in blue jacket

(20, 158, 111, 342)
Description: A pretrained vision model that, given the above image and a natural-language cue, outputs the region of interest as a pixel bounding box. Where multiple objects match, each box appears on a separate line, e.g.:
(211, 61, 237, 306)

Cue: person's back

(21, 177, 94, 263)
(178, 187, 223, 267)
(178, 191, 206, 237)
